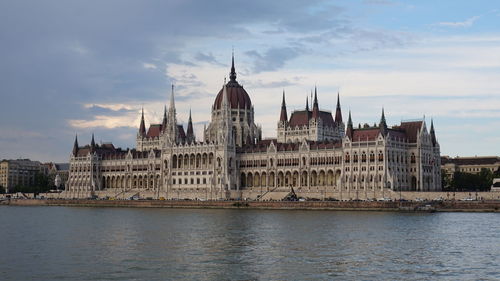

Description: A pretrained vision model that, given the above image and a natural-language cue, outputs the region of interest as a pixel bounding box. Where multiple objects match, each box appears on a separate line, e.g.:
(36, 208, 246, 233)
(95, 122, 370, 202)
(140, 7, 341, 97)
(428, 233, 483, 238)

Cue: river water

(0, 206, 498, 280)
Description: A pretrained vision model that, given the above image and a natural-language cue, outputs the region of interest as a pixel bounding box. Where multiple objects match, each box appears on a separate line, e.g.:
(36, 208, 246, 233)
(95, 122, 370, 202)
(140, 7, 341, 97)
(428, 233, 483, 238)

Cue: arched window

(345, 153, 350, 163)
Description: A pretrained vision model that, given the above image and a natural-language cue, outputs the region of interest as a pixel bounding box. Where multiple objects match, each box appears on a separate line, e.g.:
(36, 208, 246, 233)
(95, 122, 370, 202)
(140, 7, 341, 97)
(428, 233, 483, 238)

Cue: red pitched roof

(394, 121, 423, 143)
(146, 124, 162, 138)
(319, 111, 335, 126)
(289, 110, 310, 127)
(351, 128, 380, 141)
(288, 110, 335, 127)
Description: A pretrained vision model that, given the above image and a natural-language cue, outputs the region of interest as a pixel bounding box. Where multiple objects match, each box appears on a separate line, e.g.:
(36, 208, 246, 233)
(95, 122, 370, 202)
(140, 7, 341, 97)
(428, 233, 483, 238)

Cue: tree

(451, 169, 494, 192)
(33, 172, 51, 194)
(8, 172, 51, 195)
(441, 170, 452, 191)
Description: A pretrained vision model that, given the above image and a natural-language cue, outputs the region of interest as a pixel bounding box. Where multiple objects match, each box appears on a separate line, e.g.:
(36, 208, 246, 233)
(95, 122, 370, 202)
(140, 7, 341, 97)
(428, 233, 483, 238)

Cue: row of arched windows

(172, 153, 214, 169)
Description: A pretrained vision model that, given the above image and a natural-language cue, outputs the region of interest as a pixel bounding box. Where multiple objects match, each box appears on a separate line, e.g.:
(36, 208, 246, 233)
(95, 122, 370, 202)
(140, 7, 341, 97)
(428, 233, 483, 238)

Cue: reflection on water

(0, 206, 498, 280)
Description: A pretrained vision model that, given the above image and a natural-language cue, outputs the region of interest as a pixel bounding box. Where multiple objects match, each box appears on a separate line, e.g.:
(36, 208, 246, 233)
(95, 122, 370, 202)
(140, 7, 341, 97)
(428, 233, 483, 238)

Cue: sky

(0, 0, 499, 162)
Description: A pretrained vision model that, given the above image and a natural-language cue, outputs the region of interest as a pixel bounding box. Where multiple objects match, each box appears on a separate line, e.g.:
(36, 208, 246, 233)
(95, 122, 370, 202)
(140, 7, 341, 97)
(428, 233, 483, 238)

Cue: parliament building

(64, 56, 442, 200)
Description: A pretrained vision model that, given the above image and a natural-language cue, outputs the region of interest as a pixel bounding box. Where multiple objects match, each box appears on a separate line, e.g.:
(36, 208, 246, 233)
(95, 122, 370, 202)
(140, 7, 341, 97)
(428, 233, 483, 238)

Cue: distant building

(44, 163, 70, 189)
(65, 55, 442, 199)
(0, 159, 43, 193)
(492, 178, 500, 192)
(441, 156, 500, 178)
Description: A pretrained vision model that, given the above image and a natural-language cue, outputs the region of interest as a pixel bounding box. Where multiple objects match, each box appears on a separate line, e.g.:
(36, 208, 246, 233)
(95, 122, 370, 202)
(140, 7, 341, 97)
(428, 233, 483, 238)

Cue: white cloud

(436, 16, 480, 27)
(143, 63, 157, 70)
(69, 33, 500, 152)
(83, 103, 134, 111)
(69, 115, 138, 129)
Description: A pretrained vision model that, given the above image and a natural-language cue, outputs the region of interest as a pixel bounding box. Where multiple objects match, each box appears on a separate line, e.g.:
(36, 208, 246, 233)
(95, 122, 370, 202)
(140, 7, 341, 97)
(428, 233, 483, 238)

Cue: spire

(335, 92, 343, 123)
(90, 133, 96, 152)
(379, 108, 387, 135)
(229, 51, 237, 82)
(139, 107, 146, 136)
(72, 134, 79, 156)
(314, 86, 318, 105)
(279, 90, 288, 122)
(312, 86, 319, 119)
(346, 110, 353, 138)
(221, 81, 229, 110)
(169, 84, 175, 110)
(430, 118, 437, 146)
(219, 82, 233, 144)
(166, 85, 178, 143)
(305, 96, 309, 111)
(161, 105, 167, 131)
(186, 108, 194, 142)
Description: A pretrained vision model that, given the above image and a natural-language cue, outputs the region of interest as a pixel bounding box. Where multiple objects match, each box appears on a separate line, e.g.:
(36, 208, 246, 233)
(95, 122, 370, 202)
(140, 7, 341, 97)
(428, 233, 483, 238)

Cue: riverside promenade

(2, 198, 500, 212)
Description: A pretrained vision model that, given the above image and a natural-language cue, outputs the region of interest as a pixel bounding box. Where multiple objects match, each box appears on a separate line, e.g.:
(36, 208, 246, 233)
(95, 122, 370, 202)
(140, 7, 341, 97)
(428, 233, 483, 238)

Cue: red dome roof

(213, 55, 252, 110)
(213, 81, 252, 110)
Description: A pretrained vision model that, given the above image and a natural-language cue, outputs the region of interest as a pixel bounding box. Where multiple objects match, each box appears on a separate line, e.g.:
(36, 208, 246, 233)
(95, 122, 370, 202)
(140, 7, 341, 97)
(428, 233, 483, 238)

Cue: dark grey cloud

(194, 52, 225, 66)
(246, 47, 302, 73)
(0, 0, 411, 161)
(85, 105, 135, 116)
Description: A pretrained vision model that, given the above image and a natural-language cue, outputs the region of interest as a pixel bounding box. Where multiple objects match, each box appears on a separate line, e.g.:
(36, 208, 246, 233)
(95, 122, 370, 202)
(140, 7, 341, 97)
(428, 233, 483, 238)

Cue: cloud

(436, 16, 480, 27)
(143, 63, 157, 70)
(69, 116, 136, 129)
(1, 1, 499, 161)
(246, 78, 299, 89)
(194, 52, 224, 66)
(246, 47, 301, 73)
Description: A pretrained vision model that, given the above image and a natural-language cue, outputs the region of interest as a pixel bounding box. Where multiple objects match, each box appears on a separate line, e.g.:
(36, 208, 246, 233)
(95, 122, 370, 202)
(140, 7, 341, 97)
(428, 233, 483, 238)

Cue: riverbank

(2, 198, 500, 212)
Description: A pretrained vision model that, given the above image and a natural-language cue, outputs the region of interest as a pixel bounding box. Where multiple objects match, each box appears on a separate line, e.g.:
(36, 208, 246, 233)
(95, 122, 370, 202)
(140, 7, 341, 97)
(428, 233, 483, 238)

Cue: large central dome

(213, 56, 252, 110)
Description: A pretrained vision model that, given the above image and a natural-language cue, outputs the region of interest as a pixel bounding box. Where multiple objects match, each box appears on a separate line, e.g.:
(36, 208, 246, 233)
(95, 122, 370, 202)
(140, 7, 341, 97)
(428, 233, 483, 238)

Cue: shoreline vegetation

(2, 198, 499, 212)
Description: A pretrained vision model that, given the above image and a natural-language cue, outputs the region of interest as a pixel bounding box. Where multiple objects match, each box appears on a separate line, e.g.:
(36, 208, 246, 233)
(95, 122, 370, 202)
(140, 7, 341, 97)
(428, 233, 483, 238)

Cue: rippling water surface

(0, 206, 499, 280)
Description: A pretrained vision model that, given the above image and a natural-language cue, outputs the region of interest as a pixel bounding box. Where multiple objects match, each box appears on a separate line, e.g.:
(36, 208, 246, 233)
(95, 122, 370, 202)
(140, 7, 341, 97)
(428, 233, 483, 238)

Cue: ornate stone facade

(64, 56, 442, 200)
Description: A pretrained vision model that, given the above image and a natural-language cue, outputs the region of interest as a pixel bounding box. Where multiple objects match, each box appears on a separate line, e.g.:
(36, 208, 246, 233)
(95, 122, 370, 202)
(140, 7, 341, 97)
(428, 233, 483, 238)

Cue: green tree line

(442, 168, 500, 191)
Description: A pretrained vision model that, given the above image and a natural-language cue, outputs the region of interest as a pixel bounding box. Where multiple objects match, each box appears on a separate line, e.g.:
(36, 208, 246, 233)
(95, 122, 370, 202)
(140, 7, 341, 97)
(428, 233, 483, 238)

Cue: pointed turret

(430, 119, 437, 147)
(379, 108, 388, 135)
(169, 85, 175, 111)
(335, 92, 343, 123)
(346, 110, 353, 138)
(229, 50, 237, 82)
(279, 90, 288, 122)
(166, 84, 178, 143)
(219, 81, 233, 144)
(305, 96, 309, 112)
(72, 134, 79, 156)
(139, 107, 146, 136)
(312, 86, 319, 119)
(89, 133, 96, 153)
(186, 109, 194, 143)
(161, 105, 167, 132)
